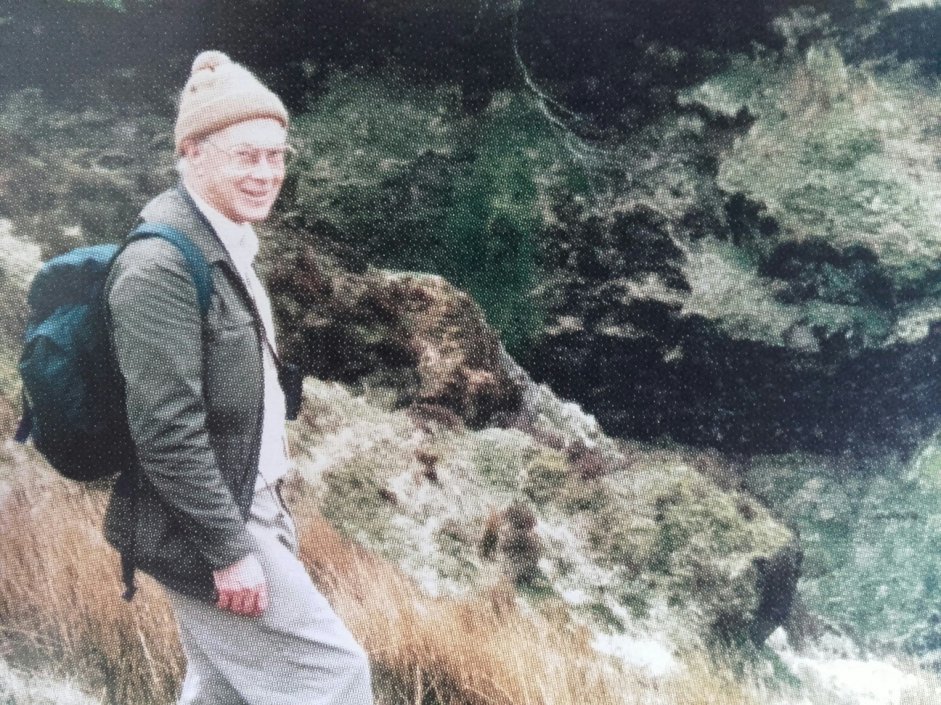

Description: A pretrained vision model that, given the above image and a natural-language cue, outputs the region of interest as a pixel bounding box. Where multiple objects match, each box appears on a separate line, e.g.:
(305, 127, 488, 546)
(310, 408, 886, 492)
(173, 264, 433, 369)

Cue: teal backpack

(14, 223, 213, 482)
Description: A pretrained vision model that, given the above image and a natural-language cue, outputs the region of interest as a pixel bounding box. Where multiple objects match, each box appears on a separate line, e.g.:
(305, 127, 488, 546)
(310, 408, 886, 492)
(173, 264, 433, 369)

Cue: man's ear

(179, 139, 206, 177)
(180, 139, 199, 160)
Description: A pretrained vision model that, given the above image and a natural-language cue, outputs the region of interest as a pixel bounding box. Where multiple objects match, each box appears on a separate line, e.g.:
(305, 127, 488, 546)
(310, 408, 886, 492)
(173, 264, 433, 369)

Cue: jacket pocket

(206, 312, 255, 341)
(203, 317, 260, 431)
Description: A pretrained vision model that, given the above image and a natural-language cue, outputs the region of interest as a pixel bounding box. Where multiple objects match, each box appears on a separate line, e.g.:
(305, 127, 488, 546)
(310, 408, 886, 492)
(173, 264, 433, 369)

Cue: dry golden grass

(0, 458, 771, 705)
(0, 460, 183, 704)
(298, 514, 635, 705)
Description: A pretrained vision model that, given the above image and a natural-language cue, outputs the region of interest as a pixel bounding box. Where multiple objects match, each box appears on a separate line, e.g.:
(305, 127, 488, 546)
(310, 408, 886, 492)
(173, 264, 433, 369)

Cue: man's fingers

(243, 584, 266, 617)
(248, 585, 263, 617)
(240, 589, 254, 617)
(212, 556, 268, 616)
(232, 587, 253, 616)
(250, 584, 268, 617)
(246, 586, 262, 618)
(217, 584, 246, 615)
(216, 587, 233, 613)
(240, 585, 267, 617)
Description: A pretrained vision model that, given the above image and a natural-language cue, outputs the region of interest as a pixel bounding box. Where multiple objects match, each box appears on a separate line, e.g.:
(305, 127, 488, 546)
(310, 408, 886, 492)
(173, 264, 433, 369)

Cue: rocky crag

(524, 40, 941, 455)
(260, 235, 801, 657)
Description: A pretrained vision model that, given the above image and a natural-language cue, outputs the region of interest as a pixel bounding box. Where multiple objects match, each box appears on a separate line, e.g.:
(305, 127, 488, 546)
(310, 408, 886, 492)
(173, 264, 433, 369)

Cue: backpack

(14, 223, 213, 482)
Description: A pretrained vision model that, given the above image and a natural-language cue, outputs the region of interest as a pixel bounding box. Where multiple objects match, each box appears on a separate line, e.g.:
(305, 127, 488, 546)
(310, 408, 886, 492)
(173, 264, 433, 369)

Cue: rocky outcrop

(526, 196, 941, 454)
(267, 240, 525, 429)
(287, 374, 799, 653)
(264, 238, 800, 650)
(523, 44, 941, 455)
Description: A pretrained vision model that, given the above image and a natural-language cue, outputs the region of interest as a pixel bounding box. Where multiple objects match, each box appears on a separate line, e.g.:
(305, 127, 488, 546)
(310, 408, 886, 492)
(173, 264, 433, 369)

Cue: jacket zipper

(218, 260, 266, 514)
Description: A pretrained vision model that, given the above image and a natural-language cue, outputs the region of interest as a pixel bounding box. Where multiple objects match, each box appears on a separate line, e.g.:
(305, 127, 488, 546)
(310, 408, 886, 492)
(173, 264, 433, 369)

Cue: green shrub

(290, 73, 582, 353)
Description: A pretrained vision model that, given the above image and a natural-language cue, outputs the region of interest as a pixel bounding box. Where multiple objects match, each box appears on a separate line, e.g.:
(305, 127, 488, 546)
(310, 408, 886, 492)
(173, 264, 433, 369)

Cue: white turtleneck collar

(184, 183, 259, 277)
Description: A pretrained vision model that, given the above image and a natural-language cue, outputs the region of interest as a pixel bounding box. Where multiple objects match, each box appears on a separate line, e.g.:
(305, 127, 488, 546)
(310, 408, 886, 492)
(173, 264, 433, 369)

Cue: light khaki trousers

(166, 485, 374, 705)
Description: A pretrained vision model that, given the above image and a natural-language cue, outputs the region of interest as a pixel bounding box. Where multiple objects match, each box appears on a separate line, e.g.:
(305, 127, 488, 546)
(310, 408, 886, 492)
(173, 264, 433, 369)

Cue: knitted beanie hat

(174, 50, 289, 155)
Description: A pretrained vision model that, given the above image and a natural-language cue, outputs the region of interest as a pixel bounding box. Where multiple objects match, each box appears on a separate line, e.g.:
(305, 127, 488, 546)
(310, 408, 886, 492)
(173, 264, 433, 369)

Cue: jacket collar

(137, 183, 232, 266)
(137, 184, 272, 333)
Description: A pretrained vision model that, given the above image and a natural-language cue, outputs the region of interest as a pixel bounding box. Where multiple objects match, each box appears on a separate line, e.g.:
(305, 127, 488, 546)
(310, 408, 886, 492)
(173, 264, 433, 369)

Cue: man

(103, 50, 374, 705)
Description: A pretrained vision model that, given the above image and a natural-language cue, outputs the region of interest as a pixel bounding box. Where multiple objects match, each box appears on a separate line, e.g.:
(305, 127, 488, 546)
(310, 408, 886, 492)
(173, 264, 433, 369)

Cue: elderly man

(103, 51, 373, 705)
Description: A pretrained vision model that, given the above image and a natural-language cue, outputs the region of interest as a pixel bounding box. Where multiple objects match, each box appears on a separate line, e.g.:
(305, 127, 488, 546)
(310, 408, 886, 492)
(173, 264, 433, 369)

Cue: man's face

(183, 118, 288, 224)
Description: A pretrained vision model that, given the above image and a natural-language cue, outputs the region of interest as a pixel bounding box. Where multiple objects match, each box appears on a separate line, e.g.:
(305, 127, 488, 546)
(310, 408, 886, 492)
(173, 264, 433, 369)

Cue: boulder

(266, 240, 525, 429)
(288, 373, 800, 652)
(263, 237, 800, 649)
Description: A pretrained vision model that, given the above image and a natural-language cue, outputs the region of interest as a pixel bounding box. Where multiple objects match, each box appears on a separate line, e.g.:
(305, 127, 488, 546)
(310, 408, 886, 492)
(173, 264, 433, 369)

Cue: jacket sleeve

(106, 237, 252, 571)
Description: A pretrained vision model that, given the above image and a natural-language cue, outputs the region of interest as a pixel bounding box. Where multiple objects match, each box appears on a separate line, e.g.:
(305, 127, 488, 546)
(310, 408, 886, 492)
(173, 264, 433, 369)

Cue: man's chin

(239, 204, 275, 223)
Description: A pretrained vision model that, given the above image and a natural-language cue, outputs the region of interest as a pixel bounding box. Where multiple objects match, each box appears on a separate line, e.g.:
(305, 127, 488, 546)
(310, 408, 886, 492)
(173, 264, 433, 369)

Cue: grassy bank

(0, 442, 794, 705)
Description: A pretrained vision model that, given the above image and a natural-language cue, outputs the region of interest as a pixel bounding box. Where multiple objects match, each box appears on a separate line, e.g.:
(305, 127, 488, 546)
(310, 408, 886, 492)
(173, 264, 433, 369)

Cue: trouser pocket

(273, 479, 299, 555)
(274, 478, 291, 514)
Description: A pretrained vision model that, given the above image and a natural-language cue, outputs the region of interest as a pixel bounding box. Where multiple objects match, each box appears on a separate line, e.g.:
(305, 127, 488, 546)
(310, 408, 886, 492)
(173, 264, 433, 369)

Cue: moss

(587, 503, 658, 573)
(439, 93, 554, 353)
(438, 519, 472, 545)
(618, 590, 650, 619)
(515, 577, 555, 601)
(522, 447, 608, 513)
(652, 477, 776, 559)
(559, 481, 608, 514)
(554, 556, 575, 578)
(320, 458, 395, 543)
(292, 77, 578, 354)
(521, 448, 568, 504)
(587, 602, 625, 631)
(471, 431, 534, 490)
(650, 520, 692, 574)
(685, 49, 941, 306)
(436, 530, 481, 584)
(581, 462, 795, 644)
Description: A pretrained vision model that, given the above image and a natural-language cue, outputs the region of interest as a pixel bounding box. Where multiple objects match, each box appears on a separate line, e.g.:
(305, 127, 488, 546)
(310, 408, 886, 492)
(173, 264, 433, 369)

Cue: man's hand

(213, 554, 268, 617)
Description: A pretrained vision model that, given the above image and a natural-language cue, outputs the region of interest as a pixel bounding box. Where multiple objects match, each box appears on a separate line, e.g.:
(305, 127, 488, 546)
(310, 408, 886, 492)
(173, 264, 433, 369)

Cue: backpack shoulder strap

(126, 223, 213, 316)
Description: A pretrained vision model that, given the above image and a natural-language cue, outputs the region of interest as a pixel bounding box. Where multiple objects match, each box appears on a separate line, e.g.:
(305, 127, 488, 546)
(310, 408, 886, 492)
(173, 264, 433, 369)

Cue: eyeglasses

(202, 138, 297, 171)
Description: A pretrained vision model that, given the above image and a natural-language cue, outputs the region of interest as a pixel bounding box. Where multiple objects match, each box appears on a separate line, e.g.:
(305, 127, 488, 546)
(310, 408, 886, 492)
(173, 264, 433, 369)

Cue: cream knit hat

(174, 50, 289, 155)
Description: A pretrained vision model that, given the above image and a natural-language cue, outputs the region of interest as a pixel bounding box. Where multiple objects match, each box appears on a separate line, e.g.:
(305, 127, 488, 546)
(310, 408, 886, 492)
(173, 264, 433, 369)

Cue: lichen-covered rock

(262, 228, 799, 648)
(288, 375, 799, 653)
(0, 657, 101, 705)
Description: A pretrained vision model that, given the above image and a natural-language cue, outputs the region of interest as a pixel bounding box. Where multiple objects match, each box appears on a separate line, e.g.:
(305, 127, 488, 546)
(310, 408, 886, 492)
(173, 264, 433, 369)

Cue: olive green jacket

(103, 185, 267, 601)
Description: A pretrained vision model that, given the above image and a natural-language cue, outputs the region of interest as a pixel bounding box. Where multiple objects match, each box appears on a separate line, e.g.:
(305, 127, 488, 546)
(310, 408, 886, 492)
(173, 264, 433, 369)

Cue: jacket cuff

(203, 526, 254, 572)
